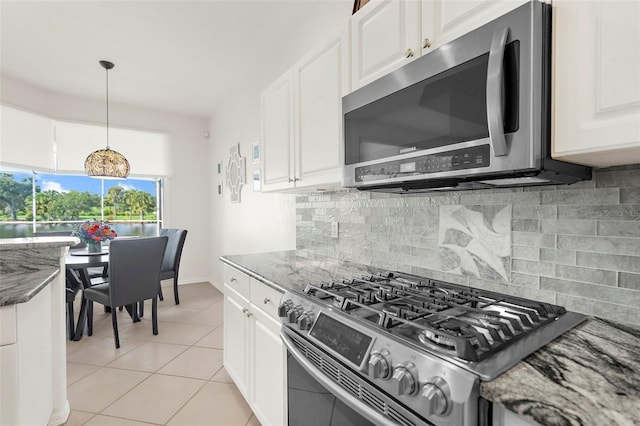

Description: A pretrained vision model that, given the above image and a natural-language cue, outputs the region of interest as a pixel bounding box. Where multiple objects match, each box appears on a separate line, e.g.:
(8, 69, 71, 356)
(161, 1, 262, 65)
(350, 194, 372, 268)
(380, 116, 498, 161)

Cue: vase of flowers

(74, 220, 117, 253)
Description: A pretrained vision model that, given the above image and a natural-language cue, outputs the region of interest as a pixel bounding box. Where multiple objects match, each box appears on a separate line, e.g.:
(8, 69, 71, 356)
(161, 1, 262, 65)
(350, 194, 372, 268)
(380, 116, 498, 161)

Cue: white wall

(208, 84, 297, 291)
(1, 75, 211, 284)
(207, 1, 353, 290)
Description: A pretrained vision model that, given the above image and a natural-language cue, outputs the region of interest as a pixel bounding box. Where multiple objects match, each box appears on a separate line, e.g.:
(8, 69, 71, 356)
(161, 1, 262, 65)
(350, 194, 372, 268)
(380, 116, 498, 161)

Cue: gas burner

(302, 271, 572, 362)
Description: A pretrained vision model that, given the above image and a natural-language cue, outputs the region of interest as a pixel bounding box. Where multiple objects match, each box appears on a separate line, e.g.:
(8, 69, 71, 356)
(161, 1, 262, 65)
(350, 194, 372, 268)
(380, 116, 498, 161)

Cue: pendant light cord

(105, 65, 110, 150)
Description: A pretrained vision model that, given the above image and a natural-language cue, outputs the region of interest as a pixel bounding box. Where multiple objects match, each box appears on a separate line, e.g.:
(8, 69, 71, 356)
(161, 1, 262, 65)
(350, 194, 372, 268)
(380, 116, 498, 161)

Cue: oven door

(281, 328, 430, 426)
(286, 350, 377, 426)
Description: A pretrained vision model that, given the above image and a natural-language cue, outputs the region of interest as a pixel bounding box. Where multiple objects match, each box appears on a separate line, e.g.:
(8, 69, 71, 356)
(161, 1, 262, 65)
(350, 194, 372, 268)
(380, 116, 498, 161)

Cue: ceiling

(0, 0, 353, 119)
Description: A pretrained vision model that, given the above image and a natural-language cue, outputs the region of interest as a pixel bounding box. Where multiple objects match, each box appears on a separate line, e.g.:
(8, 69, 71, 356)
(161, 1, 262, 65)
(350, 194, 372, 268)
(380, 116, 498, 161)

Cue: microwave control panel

(355, 145, 490, 182)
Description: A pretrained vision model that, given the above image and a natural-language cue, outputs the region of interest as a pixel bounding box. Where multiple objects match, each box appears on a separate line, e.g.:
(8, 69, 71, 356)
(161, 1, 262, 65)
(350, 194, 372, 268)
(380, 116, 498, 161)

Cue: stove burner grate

(304, 272, 568, 362)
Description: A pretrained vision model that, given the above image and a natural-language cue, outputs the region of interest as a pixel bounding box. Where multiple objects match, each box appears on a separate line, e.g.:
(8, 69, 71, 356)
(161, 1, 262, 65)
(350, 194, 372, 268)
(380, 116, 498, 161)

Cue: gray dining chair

(158, 228, 188, 305)
(83, 236, 168, 348)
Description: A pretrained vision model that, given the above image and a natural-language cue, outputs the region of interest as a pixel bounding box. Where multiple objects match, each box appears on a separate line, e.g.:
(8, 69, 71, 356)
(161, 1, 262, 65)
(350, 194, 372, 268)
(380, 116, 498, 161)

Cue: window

(0, 167, 162, 238)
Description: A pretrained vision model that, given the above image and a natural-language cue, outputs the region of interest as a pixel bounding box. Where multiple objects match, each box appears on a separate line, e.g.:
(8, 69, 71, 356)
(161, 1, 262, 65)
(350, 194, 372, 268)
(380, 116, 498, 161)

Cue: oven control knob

(368, 349, 391, 380)
(391, 362, 418, 396)
(277, 300, 293, 318)
(297, 312, 313, 330)
(420, 377, 450, 417)
(287, 305, 303, 323)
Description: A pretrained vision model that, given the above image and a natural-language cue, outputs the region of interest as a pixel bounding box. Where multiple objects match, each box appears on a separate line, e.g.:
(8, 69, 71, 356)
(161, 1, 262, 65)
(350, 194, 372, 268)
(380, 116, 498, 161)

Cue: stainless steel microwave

(343, 1, 591, 193)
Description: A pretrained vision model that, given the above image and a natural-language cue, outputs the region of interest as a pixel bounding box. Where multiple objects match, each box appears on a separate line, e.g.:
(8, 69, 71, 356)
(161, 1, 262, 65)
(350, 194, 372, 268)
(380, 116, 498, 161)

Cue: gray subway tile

(619, 272, 640, 291)
(540, 277, 640, 307)
(512, 246, 540, 261)
(512, 259, 555, 277)
(541, 188, 619, 205)
(512, 232, 556, 248)
(620, 188, 640, 204)
(540, 219, 596, 236)
(558, 235, 640, 256)
(558, 205, 640, 221)
(510, 272, 540, 288)
(540, 248, 576, 265)
(577, 251, 640, 274)
(595, 167, 640, 188)
(512, 219, 539, 232)
(598, 220, 640, 237)
(555, 264, 617, 286)
(556, 294, 640, 326)
(512, 205, 557, 220)
(459, 191, 539, 205)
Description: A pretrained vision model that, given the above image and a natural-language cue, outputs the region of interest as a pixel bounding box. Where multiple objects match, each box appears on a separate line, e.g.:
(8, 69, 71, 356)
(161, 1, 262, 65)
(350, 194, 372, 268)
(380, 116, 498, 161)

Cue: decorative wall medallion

(438, 204, 511, 282)
(226, 144, 246, 203)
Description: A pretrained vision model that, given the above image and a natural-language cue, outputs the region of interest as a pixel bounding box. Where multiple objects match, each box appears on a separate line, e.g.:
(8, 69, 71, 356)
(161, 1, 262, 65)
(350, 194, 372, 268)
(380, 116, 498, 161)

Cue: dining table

(65, 247, 140, 341)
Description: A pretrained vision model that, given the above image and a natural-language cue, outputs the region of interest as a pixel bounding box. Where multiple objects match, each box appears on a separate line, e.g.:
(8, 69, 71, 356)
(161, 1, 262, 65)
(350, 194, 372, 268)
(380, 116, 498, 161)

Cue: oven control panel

(278, 292, 479, 425)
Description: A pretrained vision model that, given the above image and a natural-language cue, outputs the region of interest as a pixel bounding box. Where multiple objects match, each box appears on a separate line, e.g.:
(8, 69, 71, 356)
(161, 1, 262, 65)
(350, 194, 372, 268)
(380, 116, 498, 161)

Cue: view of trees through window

(0, 169, 161, 238)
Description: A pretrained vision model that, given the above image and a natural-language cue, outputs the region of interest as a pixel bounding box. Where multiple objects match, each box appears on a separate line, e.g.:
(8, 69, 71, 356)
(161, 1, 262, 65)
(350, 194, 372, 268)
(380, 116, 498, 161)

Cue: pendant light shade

(85, 60, 130, 179)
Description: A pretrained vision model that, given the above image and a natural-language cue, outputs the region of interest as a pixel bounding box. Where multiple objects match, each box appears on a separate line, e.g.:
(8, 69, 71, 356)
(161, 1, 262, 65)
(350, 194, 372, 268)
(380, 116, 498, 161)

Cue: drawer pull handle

(242, 308, 249, 314)
(423, 38, 431, 48)
(263, 297, 271, 304)
(230, 277, 237, 282)
(405, 48, 414, 58)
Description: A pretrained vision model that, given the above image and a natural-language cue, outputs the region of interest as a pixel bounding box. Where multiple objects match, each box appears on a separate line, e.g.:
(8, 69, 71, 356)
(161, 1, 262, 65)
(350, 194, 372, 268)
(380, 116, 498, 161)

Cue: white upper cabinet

(262, 26, 350, 192)
(421, 0, 529, 54)
(351, 0, 421, 90)
(294, 26, 350, 190)
(261, 72, 296, 192)
(552, 0, 640, 167)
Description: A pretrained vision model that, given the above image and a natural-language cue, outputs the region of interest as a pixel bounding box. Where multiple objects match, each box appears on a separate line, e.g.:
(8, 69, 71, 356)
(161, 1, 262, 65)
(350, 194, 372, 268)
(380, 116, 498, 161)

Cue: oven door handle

(486, 26, 509, 157)
(281, 330, 399, 426)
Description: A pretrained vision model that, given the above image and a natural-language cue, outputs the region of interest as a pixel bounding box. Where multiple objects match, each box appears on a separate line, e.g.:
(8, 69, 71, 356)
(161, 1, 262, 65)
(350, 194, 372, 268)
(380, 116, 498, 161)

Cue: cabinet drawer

(250, 278, 284, 320)
(223, 265, 251, 300)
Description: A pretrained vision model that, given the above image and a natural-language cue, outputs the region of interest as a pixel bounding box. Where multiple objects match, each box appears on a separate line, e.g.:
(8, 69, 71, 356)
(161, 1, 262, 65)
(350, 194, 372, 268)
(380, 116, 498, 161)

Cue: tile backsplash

(296, 165, 640, 326)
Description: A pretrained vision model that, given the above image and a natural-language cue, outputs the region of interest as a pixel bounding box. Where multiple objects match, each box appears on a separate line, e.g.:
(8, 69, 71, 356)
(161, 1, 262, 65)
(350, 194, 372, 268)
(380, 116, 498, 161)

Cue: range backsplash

(296, 165, 640, 326)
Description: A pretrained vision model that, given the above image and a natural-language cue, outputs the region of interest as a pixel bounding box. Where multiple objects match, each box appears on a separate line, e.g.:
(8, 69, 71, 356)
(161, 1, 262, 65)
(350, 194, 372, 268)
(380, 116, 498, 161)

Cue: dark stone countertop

(0, 237, 78, 306)
(220, 250, 640, 426)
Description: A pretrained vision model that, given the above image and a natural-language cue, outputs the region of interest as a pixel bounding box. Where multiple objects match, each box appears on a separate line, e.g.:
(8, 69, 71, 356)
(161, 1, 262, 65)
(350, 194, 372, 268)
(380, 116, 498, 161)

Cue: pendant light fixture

(84, 60, 130, 179)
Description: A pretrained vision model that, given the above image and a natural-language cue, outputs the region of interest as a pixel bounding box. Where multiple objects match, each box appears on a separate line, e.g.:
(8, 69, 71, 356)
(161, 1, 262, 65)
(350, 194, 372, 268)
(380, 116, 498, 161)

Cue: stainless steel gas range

(279, 271, 586, 426)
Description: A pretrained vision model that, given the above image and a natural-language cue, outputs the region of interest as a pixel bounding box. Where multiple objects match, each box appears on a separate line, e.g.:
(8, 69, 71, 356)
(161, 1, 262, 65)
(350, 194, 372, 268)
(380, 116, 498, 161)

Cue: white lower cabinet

(223, 283, 250, 398)
(250, 306, 286, 426)
(223, 265, 287, 426)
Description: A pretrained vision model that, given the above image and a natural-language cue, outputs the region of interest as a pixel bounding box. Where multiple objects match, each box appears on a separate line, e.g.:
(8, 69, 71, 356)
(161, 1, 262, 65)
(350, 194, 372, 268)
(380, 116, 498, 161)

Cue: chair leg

(139, 301, 144, 317)
(173, 276, 180, 305)
(87, 301, 94, 336)
(152, 297, 158, 335)
(67, 302, 75, 340)
(158, 283, 164, 301)
(111, 309, 120, 349)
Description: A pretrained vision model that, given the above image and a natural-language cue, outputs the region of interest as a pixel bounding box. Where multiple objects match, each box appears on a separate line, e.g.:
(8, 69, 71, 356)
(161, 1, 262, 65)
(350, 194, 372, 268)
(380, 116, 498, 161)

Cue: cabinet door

(351, 0, 421, 90)
(421, 0, 528, 53)
(261, 72, 296, 192)
(223, 284, 250, 399)
(552, 0, 640, 166)
(249, 307, 287, 426)
(294, 26, 350, 190)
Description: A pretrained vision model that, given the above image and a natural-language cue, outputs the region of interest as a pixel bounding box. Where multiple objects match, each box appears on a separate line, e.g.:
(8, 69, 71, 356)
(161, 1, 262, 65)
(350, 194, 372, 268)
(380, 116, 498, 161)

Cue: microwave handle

(486, 26, 509, 157)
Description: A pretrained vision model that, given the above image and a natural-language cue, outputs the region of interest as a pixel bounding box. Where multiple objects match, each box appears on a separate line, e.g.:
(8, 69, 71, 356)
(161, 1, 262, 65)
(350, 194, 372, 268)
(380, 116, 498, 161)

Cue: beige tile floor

(64, 282, 261, 426)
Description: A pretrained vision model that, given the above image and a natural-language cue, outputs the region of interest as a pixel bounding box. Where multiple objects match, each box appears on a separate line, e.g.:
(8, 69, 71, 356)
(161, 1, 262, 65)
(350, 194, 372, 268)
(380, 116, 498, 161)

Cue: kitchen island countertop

(220, 250, 640, 426)
(0, 236, 78, 306)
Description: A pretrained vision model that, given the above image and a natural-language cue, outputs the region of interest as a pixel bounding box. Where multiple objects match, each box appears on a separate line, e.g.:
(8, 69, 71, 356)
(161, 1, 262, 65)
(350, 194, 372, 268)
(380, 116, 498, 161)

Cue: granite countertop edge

(0, 237, 78, 306)
(219, 250, 640, 426)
